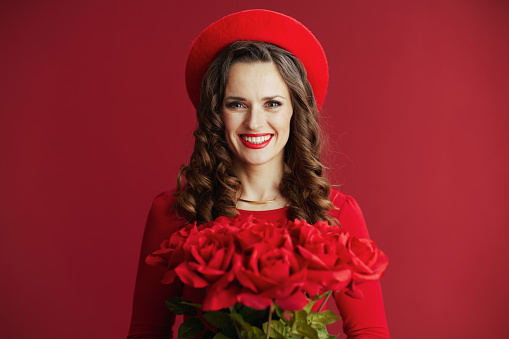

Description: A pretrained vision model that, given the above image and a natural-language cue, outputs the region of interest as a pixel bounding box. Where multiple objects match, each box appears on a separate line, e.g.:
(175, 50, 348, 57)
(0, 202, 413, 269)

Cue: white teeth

(242, 135, 271, 144)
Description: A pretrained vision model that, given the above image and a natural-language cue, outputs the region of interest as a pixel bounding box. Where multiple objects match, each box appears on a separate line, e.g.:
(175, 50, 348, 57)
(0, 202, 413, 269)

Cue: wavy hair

(174, 41, 336, 225)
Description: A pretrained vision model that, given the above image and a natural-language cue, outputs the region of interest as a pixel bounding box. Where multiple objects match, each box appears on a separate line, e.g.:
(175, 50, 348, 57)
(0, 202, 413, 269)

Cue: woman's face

(221, 61, 293, 169)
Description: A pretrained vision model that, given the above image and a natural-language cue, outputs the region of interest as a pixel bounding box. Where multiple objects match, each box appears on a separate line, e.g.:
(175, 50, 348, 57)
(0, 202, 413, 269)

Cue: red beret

(185, 9, 329, 111)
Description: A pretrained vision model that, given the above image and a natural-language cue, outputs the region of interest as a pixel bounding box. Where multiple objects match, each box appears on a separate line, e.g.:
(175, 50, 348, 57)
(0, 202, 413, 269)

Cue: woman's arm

(128, 192, 184, 339)
(331, 191, 390, 339)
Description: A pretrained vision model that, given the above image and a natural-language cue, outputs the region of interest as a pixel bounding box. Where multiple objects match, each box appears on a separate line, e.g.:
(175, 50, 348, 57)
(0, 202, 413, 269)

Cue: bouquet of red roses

(146, 215, 388, 339)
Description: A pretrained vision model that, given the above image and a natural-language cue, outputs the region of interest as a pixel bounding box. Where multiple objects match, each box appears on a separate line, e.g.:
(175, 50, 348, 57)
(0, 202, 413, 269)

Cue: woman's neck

(234, 160, 287, 211)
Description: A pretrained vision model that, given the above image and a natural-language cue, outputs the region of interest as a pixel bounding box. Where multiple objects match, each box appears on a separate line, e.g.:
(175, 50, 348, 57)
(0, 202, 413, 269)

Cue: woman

(128, 10, 389, 338)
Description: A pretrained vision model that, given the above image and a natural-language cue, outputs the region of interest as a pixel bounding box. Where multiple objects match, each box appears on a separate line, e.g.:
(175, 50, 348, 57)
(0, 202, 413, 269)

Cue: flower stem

(318, 291, 332, 312)
(230, 306, 242, 339)
(266, 303, 274, 339)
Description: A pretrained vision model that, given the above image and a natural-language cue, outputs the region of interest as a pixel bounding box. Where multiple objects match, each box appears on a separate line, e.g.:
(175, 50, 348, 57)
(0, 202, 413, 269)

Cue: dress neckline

(237, 206, 289, 213)
(236, 207, 290, 221)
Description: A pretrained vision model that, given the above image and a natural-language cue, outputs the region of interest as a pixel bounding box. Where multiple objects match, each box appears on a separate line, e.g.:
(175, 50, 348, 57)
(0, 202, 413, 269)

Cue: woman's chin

(233, 153, 284, 169)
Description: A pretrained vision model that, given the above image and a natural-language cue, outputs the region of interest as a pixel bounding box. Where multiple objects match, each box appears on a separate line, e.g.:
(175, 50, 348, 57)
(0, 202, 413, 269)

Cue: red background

(1, 0, 508, 338)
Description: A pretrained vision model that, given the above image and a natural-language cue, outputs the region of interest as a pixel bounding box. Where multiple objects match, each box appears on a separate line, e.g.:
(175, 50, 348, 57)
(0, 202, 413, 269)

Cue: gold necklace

(238, 194, 279, 205)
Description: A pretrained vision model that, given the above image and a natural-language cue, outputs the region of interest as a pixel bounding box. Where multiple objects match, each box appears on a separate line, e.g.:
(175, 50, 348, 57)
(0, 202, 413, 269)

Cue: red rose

(200, 215, 242, 231)
(173, 225, 236, 288)
(288, 219, 352, 295)
(201, 253, 243, 311)
(145, 223, 198, 284)
(235, 240, 309, 311)
(347, 237, 388, 282)
(235, 219, 290, 251)
(342, 237, 388, 299)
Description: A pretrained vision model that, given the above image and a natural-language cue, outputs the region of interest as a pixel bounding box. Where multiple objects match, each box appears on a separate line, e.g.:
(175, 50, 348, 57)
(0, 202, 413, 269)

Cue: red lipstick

(238, 134, 273, 149)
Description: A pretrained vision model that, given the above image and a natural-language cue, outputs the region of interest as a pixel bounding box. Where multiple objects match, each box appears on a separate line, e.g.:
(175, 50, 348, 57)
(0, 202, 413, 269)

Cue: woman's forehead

(224, 62, 290, 100)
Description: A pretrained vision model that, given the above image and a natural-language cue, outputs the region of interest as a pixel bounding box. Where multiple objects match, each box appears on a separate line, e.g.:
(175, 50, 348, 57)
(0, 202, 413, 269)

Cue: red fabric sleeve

(331, 190, 390, 339)
(128, 192, 184, 339)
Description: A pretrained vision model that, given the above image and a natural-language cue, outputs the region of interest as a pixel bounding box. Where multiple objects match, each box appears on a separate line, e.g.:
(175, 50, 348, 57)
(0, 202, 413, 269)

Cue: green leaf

(316, 327, 338, 339)
(274, 304, 294, 325)
(317, 329, 329, 339)
(203, 311, 233, 329)
(318, 332, 338, 339)
(181, 301, 203, 308)
(213, 333, 230, 339)
(252, 326, 266, 339)
(302, 299, 316, 314)
(274, 304, 285, 321)
(230, 312, 254, 338)
(239, 305, 268, 325)
(229, 311, 244, 323)
(239, 320, 254, 337)
(308, 310, 341, 327)
(165, 297, 198, 316)
(178, 317, 204, 338)
(263, 320, 287, 339)
(294, 321, 319, 339)
(294, 310, 307, 323)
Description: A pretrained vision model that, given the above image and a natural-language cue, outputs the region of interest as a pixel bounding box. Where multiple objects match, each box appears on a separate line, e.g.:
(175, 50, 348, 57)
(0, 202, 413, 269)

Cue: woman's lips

(238, 133, 273, 149)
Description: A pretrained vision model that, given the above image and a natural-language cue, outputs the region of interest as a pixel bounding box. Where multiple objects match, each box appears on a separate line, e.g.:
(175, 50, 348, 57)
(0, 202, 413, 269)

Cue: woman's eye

(226, 102, 244, 109)
(266, 101, 281, 108)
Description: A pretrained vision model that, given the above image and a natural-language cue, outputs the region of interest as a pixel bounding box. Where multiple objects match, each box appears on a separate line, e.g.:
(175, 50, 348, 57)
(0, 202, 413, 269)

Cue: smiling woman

(176, 39, 335, 222)
(128, 9, 389, 339)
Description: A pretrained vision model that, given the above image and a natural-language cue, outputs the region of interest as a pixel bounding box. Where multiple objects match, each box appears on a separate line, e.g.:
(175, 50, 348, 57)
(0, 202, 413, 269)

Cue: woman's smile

(238, 134, 273, 148)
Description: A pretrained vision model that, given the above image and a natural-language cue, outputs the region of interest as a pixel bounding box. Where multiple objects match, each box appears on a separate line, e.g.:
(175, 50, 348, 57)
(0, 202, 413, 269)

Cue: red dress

(127, 189, 390, 338)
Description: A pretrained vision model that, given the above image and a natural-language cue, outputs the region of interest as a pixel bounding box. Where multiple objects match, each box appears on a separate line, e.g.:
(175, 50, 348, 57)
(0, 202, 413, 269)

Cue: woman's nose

(244, 106, 264, 130)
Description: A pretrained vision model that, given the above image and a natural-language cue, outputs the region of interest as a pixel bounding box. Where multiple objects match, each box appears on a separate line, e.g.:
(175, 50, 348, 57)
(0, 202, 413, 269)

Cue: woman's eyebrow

(262, 95, 285, 101)
(224, 95, 285, 101)
(224, 96, 246, 101)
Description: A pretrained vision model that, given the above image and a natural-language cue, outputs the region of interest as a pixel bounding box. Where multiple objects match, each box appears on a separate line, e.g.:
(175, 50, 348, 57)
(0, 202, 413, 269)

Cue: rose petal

(186, 262, 225, 283)
(307, 269, 351, 287)
(202, 283, 241, 311)
(174, 263, 209, 288)
(238, 293, 273, 310)
(276, 291, 309, 311)
(236, 229, 263, 250)
(301, 280, 322, 297)
(161, 270, 177, 284)
(190, 245, 207, 266)
(167, 249, 186, 269)
(221, 239, 236, 272)
(207, 248, 226, 270)
(260, 261, 289, 283)
(298, 245, 329, 269)
(145, 255, 167, 267)
(237, 268, 276, 292)
(348, 237, 389, 282)
(352, 253, 389, 282)
(235, 269, 259, 293)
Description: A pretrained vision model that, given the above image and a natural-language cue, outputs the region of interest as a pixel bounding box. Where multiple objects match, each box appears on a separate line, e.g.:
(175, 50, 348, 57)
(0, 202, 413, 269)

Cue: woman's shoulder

(329, 187, 347, 210)
(329, 187, 358, 217)
(139, 190, 186, 261)
(145, 189, 185, 228)
(329, 187, 370, 238)
(150, 190, 178, 210)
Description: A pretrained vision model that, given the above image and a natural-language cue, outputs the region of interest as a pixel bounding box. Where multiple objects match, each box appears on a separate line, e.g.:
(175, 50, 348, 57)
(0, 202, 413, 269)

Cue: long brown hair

(174, 41, 336, 225)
